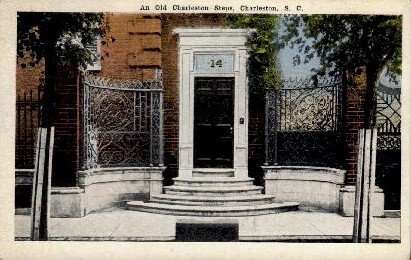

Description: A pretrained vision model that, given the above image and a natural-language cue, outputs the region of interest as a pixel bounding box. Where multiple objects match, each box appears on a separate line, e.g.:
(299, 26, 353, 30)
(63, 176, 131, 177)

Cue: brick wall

(248, 93, 266, 185)
(15, 61, 81, 186)
(343, 68, 367, 184)
(52, 68, 81, 186)
(94, 13, 161, 80)
(16, 58, 44, 96)
(15, 59, 44, 169)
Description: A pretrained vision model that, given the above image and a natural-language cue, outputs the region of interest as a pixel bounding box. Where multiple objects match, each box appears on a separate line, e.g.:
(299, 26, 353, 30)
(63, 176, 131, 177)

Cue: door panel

(194, 77, 234, 168)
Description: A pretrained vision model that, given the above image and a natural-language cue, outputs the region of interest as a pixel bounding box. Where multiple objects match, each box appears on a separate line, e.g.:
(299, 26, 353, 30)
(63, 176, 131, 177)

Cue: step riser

(150, 198, 277, 206)
(126, 205, 299, 217)
(192, 172, 234, 177)
(173, 180, 254, 187)
(165, 190, 262, 196)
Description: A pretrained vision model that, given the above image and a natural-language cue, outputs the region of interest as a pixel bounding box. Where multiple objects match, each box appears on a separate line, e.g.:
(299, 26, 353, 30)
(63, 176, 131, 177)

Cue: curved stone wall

(262, 166, 346, 212)
(77, 167, 165, 215)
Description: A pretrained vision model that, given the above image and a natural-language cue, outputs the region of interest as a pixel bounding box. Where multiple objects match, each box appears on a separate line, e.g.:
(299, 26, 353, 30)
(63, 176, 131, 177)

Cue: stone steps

(192, 168, 234, 177)
(126, 201, 299, 217)
(173, 177, 255, 187)
(151, 194, 277, 206)
(126, 170, 299, 216)
(164, 185, 263, 196)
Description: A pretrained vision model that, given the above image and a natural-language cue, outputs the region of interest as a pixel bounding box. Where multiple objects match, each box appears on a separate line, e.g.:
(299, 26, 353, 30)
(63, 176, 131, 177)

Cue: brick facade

(343, 68, 367, 184)
(95, 14, 161, 80)
(52, 68, 81, 186)
(16, 58, 44, 96)
(16, 13, 367, 187)
(15, 61, 81, 186)
(15, 59, 44, 169)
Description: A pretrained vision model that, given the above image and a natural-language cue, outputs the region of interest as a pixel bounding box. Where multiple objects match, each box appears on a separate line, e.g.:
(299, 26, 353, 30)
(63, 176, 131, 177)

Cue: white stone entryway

(173, 28, 251, 179)
(126, 29, 299, 217)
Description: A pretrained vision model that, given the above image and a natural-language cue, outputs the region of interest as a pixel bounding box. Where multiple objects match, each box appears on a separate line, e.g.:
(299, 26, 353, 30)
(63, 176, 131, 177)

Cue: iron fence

(15, 90, 41, 169)
(83, 70, 164, 169)
(265, 76, 344, 167)
(376, 83, 401, 150)
(375, 82, 401, 209)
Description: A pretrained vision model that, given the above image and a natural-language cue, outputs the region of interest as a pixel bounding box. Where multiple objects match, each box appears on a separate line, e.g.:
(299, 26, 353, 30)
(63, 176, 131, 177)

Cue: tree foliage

(228, 14, 281, 93)
(281, 15, 401, 78)
(17, 12, 110, 69)
(17, 12, 111, 127)
(281, 15, 402, 127)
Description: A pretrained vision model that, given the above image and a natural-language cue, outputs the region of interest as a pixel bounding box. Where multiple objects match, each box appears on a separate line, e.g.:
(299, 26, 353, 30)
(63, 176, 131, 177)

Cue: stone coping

(51, 187, 84, 194)
(16, 167, 166, 186)
(15, 169, 35, 173)
(77, 166, 166, 187)
(262, 165, 345, 173)
(78, 166, 166, 176)
(262, 165, 346, 184)
(173, 28, 256, 36)
(340, 185, 383, 193)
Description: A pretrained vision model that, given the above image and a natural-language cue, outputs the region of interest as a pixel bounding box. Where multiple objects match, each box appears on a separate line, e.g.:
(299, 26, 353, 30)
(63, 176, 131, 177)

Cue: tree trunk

(40, 37, 58, 128)
(37, 32, 58, 241)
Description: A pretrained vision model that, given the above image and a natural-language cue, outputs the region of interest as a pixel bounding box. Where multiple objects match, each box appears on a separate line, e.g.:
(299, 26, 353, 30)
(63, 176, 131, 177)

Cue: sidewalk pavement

(14, 209, 401, 242)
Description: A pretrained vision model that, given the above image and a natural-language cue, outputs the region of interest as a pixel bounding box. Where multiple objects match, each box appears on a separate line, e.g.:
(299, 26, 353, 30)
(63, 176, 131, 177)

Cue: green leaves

(281, 15, 402, 78)
(17, 12, 108, 69)
(228, 14, 281, 93)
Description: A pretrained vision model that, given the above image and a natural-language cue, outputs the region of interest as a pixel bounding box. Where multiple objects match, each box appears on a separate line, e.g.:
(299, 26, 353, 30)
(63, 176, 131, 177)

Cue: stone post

(150, 167, 165, 198)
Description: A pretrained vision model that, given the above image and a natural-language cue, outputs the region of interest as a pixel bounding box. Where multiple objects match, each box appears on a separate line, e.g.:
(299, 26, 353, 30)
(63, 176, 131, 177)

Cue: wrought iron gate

(375, 82, 401, 209)
(83, 71, 163, 169)
(265, 77, 344, 167)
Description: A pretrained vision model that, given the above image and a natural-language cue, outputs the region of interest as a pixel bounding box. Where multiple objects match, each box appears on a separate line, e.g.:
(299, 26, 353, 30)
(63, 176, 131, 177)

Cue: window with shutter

(86, 35, 101, 71)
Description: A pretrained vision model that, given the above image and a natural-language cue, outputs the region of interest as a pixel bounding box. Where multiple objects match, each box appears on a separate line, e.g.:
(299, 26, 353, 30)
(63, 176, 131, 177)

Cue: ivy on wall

(227, 14, 282, 94)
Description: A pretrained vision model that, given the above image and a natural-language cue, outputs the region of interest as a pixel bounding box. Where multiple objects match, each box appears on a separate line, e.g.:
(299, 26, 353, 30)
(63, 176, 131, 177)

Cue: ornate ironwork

(265, 76, 343, 167)
(376, 83, 401, 150)
(278, 84, 342, 131)
(277, 132, 344, 167)
(16, 90, 41, 169)
(375, 83, 401, 210)
(83, 70, 163, 169)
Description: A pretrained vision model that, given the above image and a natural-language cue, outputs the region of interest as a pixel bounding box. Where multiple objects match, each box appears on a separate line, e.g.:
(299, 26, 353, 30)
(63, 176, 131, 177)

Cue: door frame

(193, 76, 235, 168)
(174, 28, 252, 179)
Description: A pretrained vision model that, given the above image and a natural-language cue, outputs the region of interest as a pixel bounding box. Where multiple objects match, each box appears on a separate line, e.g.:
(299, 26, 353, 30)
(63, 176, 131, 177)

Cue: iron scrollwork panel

(374, 83, 401, 209)
(376, 83, 401, 151)
(279, 84, 342, 132)
(266, 77, 343, 167)
(83, 71, 163, 169)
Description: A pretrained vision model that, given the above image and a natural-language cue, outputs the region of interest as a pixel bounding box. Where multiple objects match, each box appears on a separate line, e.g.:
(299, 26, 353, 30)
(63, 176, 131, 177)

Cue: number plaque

(194, 53, 234, 73)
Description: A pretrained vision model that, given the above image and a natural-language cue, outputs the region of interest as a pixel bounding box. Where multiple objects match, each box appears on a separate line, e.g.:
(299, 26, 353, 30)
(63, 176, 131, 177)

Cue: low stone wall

(263, 166, 346, 212)
(78, 167, 165, 215)
(339, 185, 384, 217)
(15, 167, 165, 218)
(263, 166, 385, 216)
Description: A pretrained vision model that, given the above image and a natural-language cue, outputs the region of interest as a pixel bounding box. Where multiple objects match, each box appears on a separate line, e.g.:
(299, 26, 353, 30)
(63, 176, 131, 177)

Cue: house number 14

(210, 59, 223, 68)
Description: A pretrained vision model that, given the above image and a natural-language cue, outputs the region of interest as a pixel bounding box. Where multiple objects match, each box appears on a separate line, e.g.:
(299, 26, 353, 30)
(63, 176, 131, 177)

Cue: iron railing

(265, 76, 344, 167)
(15, 90, 41, 169)
(376, 83, 401, 150)
(375, 82, 401, 210)
(83, 70, 164, 169)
